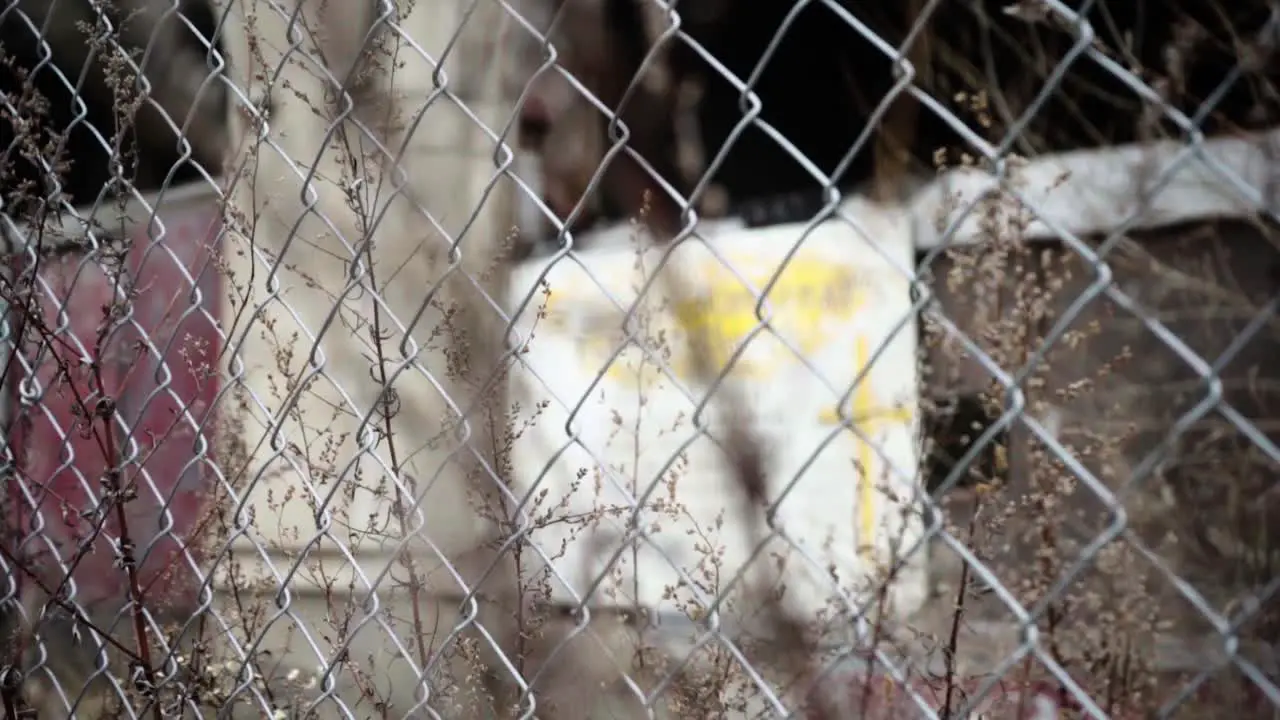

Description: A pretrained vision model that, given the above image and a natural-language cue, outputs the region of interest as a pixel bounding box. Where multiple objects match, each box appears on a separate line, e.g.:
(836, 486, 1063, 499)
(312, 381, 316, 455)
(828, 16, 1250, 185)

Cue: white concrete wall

(220, 0, 512, 563)
(207, 1, 535, 715)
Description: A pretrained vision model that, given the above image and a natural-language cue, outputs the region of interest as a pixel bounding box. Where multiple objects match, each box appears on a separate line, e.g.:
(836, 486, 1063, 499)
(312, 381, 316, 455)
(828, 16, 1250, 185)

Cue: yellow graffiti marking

(816, 337, 914, 558)
(544, 254, 866, 385)
(665, 258, 861, 378)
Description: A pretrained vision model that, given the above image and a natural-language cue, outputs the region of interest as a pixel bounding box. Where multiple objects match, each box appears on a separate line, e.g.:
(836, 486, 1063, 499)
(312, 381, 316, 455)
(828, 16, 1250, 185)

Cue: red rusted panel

(7, 189, 222, 614)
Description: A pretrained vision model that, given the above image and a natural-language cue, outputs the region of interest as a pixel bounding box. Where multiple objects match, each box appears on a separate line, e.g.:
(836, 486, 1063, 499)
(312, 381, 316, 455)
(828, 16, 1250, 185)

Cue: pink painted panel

(7, 189, 223, 613)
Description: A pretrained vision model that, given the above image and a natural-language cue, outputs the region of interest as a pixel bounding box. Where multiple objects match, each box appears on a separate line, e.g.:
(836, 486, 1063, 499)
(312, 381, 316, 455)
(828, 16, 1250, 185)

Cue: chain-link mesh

(0, 0, 1274, 717)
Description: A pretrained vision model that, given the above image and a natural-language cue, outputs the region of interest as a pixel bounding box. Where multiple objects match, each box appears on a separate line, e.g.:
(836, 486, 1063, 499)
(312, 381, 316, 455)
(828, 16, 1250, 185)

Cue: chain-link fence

(0, 0, 1275, 717)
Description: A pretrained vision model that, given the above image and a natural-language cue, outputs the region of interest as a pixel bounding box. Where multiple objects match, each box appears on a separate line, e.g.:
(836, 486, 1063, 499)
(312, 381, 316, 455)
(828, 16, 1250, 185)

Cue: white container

(507, 196, 929, 630)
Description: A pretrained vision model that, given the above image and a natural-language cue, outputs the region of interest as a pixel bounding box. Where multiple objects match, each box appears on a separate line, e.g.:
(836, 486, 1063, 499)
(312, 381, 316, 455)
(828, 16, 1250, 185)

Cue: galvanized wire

(0, 0, 1273, 718)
